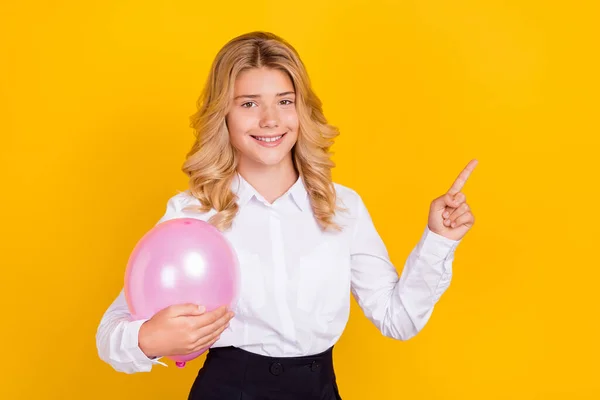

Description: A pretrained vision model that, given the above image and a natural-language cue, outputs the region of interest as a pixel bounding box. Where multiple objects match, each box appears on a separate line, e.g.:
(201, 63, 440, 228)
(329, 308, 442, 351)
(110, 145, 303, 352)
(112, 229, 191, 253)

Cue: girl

(96, 31, 476, 400)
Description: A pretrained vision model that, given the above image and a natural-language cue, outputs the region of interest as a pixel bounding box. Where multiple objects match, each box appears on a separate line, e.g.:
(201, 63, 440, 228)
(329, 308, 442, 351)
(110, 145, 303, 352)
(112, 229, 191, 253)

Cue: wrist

(138, 320, 157, 359)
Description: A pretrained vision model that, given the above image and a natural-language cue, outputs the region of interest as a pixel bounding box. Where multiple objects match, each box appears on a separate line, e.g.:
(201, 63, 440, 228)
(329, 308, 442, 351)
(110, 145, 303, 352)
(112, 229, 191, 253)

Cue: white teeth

(254, 135, 283, 142)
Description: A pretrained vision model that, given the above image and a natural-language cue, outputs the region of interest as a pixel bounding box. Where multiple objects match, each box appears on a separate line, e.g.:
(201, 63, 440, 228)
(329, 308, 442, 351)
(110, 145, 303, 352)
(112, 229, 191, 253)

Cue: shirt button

(270, 362, 283, 376)
(310, 361, 320, 372)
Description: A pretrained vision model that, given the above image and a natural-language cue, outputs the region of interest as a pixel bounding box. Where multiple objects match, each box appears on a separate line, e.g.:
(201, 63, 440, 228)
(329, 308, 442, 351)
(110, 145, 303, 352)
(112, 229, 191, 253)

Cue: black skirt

(188, 345, 343, 400)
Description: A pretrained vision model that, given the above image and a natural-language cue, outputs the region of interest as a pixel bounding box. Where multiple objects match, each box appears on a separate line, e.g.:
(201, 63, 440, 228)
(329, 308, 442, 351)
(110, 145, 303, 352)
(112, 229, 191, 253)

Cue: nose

(259, 104, 279, 129)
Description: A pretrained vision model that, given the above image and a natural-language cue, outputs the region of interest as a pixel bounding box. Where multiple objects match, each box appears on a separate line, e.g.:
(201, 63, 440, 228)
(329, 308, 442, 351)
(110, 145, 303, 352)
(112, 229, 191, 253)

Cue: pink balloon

(124, 218, 240, 368)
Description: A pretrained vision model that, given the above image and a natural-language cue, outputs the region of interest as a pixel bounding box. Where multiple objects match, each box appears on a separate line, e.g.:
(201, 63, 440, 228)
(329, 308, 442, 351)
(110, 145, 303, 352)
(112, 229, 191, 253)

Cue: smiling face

(226, 67, 299, 172)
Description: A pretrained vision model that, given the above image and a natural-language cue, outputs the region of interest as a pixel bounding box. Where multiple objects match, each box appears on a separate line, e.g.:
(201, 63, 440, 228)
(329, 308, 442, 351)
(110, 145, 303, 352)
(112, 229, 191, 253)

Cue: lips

(250, 132, 287, 147)
(250, 132, 287, 141)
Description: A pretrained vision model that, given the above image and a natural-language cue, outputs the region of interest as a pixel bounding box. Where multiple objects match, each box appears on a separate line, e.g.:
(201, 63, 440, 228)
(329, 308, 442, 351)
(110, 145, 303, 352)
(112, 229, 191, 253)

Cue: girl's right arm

(96, 288, 234, 374)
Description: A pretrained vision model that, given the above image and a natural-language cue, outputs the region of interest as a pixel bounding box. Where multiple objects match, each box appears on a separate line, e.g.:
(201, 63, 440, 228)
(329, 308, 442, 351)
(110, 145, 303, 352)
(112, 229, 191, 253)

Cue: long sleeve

(95, 195, 187, 373)
(349, 194, 461, 341)
(95, 289, 167, 373)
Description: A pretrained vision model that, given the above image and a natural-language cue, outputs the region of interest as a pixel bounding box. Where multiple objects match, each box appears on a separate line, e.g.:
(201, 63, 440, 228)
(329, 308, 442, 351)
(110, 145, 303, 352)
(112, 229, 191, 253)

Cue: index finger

(448, 159, 478, 195)
(192, 305, 229, 327)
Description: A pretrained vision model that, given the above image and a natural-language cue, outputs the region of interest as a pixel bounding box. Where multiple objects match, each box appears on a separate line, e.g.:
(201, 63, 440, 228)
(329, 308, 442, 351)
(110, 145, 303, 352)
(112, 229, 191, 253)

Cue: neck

(236, 155, 299, 204)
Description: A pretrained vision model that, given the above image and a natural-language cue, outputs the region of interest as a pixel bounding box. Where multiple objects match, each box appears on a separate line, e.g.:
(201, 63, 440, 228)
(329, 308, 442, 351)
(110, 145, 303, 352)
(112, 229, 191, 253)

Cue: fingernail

(198, 305, 206, 313)
(443, 212, 449, 218)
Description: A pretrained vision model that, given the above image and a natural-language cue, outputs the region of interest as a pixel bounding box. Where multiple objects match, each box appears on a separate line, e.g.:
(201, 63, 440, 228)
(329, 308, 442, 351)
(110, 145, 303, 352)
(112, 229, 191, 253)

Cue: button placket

(269, 207, 296, 353)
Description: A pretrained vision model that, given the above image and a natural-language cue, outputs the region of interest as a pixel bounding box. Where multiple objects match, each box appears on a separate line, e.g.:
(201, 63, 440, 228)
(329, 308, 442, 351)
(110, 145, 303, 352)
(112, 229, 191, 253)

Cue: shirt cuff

(122, 319, 168, 368)
(419, 225, 461, 260)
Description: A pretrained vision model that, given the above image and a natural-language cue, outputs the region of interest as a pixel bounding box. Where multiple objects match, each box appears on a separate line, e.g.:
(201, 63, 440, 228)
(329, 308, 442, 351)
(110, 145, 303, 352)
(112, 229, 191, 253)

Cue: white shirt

(96, 173, 461, 373)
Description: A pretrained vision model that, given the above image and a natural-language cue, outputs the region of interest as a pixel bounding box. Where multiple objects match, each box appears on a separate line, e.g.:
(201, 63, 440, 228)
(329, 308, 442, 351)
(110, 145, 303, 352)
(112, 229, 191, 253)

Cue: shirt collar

(232, 172, 310, 212)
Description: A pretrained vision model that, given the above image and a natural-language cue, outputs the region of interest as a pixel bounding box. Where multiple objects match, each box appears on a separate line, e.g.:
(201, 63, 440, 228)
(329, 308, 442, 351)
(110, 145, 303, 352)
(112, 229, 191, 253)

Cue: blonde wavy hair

(182, 31, 344, 232)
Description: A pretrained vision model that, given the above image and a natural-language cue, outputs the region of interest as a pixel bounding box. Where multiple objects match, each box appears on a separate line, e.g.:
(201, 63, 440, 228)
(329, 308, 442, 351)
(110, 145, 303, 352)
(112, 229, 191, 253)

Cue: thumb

(444, 192, 462, 208)
(169, 303, 206, 317)
(432, 193, 461, 210)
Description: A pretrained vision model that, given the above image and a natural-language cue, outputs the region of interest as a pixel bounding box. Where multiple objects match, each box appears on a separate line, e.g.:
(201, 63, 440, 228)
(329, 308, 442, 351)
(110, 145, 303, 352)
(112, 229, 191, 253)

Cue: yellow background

(1, 0, 598, 399)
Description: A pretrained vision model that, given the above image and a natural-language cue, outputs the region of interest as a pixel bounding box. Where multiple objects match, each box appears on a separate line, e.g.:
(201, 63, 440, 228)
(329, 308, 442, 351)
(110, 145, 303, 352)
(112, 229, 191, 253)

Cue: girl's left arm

(349, 194, 461, 340)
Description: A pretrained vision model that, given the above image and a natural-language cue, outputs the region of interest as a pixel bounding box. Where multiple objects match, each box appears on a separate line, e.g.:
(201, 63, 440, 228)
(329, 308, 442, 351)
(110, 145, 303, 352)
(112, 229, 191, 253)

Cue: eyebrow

(234, 91, 296, 100)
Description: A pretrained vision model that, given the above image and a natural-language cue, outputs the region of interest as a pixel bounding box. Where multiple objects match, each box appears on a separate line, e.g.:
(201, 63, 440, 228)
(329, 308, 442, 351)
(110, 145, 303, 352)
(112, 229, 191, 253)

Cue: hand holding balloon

(124, 218, 240, 367)
(138, 303, 234, 359)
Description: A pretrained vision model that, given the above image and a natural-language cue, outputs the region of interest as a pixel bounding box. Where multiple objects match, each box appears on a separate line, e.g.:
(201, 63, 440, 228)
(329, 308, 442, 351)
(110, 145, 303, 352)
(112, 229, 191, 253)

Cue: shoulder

(332, 182, 366, 218)
(333, 182, 359, 202)
(165, 190, 201, 210)
(157, 190, 213, 224)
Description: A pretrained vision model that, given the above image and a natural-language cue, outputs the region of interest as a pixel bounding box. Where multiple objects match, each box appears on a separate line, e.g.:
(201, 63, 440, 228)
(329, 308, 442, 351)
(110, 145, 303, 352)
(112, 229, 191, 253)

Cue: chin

(249, 149, 293, 167)
(256, 155, 289, 167)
